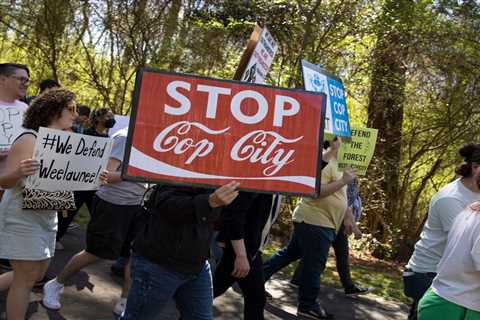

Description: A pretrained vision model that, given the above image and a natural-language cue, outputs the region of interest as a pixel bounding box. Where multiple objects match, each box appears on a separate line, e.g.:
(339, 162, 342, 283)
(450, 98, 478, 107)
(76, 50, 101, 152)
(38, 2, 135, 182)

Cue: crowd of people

(0, 62, 478, 320)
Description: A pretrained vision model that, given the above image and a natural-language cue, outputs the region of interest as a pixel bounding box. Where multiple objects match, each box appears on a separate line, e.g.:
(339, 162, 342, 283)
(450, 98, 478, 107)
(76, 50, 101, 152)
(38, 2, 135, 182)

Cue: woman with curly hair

(0, 88, 77, 319)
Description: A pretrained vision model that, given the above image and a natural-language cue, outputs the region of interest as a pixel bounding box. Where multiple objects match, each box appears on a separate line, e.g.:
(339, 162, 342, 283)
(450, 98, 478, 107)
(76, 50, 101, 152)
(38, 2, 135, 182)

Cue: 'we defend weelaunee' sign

(123, 69, 326, 197)
(26, 127, 112, 192)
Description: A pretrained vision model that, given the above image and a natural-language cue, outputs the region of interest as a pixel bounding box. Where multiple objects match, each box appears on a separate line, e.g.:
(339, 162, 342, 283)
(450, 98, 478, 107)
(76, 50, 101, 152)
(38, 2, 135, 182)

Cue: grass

(262, 243, 408, 304)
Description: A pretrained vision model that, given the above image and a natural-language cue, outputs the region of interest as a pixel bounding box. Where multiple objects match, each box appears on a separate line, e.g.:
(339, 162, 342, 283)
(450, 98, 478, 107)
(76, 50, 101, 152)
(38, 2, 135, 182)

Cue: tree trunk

(365, 0, 413, 243)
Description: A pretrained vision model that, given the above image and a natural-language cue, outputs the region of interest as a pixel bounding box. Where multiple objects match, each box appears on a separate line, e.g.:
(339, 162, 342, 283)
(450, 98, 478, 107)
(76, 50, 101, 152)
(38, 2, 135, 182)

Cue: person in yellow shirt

(263, 138, 356, 319)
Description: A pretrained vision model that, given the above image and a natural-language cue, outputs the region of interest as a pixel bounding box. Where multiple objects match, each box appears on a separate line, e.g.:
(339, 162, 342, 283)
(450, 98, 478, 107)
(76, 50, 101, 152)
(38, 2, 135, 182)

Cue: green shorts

(418, 288, 480, 320)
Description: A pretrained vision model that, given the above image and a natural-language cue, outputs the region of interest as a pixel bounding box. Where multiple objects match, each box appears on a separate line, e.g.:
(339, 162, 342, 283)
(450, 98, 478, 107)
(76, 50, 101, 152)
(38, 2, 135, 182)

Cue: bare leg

(7, 259, 49, 320)
(0, 271, 13, 291)
(56, 250, 100, 284)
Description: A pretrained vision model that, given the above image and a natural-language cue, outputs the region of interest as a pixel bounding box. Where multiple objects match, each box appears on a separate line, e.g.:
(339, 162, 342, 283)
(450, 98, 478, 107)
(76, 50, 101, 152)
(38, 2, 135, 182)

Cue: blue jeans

(121, 255, 213, 320)
(263, 222, 335, 311)
(292, 224, 355, 290)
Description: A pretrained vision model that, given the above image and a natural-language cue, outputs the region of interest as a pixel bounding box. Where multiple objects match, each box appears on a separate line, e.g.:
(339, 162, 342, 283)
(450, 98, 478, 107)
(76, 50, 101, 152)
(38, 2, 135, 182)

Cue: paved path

(0, 228, 408, 319)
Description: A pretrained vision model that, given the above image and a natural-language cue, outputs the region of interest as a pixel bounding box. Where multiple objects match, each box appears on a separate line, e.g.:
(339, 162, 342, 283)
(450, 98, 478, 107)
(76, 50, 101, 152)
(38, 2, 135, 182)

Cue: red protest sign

(123, 68, 326, 196)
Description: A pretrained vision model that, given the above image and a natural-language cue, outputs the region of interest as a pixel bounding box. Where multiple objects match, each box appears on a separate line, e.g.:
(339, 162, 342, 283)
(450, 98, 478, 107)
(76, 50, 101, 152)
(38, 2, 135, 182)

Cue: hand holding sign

(341, 167, 357, 185)
(17, 159, 40, 177)
(99, 170, 109, 185)
(208, 181, 240, 208)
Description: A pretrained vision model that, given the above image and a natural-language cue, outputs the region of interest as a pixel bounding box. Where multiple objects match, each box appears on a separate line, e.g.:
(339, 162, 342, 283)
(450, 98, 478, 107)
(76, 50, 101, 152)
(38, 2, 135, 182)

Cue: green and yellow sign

(338, 126, 378, 175)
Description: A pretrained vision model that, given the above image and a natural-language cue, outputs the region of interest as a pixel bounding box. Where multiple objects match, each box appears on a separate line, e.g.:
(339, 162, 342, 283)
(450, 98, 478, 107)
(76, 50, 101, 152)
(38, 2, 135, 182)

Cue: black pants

(86, 195, 144, 260)
(213, 249, 266, 320)
(56, 190, 96, 241)
(403, 270, 436, 320)
(292, 224, 354, 290)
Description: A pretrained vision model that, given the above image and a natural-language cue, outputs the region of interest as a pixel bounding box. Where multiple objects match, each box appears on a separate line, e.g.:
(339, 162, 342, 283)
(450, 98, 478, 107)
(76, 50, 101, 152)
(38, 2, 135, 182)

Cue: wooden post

(232, 24, 263, 81)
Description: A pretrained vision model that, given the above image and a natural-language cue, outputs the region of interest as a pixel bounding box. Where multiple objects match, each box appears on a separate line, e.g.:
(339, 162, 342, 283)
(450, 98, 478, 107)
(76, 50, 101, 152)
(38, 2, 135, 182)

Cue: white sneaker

(42, 278, 64, 310)
(113, 298, 127, 316)
(55, 241, 64, 251)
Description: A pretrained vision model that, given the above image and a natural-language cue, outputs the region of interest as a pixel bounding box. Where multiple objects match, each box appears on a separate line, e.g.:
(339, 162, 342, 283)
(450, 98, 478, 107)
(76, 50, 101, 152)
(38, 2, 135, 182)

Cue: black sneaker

(297, 305, 335, 319)
(344, 284, 372, 296)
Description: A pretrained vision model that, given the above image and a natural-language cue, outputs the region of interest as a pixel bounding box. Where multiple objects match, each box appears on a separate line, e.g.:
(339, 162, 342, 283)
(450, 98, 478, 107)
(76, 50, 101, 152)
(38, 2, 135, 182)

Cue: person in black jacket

(121, 181, 239, 320)
(213, 192, 278, 320)
(212, 155, 331, 320)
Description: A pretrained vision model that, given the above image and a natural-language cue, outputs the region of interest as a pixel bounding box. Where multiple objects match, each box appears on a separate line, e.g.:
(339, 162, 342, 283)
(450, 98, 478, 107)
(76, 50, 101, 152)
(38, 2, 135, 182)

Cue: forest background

(1, 0, 479, 261)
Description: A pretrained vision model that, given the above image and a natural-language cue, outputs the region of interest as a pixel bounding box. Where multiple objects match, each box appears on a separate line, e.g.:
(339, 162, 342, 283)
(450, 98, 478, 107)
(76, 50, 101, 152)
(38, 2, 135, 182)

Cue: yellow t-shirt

(292, 160, 347, 230)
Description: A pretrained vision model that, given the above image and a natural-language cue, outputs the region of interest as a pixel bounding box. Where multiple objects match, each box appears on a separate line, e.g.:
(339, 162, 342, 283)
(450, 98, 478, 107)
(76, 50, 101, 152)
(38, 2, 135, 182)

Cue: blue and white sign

(301, 60, 351, 138)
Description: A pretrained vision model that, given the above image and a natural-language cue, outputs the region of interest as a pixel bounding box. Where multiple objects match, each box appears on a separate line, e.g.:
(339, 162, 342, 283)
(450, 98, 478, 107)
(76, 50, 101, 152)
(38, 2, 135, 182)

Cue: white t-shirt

(407, 179, 480, 273)
(431, 207, 480, 312)
(0, 100, 28, 177)
(0, 99, 28, 152)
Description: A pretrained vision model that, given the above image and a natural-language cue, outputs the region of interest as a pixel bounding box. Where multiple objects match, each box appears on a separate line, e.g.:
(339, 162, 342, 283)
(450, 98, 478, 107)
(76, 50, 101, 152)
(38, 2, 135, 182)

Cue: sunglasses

(66, 105, 77, 113)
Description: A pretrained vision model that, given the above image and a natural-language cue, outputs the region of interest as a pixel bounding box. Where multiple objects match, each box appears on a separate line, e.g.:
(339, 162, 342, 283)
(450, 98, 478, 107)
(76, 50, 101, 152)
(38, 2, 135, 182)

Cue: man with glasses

(0, 63, 30, 280)
(0, 63, 30, 154)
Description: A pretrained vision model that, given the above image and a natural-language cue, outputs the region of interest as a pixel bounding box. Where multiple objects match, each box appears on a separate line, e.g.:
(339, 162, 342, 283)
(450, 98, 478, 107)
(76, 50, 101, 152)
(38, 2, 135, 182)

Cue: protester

(39, 79, 60, 93)
(0, 63, 31, 273)
(290, 179, 370, 296)
(418, 202, 480, 320)
(71, 104, 91, 134)
(43, 127, 145, 315)
(263, 138, 356, 319)
(290, 210, 368, 294)
(85, 107, 115, 137)
(0, 63, 30, 173)
(0, 88, 77, 320)
(213, 193, 279, 319)
(120, 182, 240, 319)
(213, 148, 333, 320)
(25, 78, 60, 105)
(403, 143, 480, 320)
(55, 107, 114, 249)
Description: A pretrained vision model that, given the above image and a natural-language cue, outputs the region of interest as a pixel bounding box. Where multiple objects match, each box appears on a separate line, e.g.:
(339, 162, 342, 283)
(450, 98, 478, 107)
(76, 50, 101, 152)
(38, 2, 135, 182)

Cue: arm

(231, 239, 250, 278)
(106, 158, 122, 184)
(0, 135, 38, 189)
(105, 135, 124, 184)
(319, 168, 356, 199)
(343, 207, 355, 235)
(221, 192, 257, 278)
